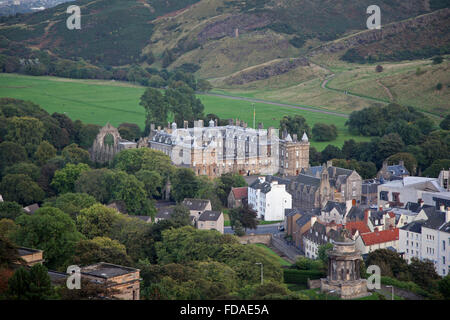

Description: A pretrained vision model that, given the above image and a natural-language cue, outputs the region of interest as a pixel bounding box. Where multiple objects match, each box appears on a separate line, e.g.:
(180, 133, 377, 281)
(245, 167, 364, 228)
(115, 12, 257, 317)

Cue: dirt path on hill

(376, 79, 394, 101)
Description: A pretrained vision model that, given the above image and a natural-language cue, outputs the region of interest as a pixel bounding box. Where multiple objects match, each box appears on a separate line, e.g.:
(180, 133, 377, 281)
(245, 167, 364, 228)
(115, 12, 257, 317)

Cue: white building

(248, 176, 292, 221)
(378, 177, 445, 208)
(399, 206, 450, 277)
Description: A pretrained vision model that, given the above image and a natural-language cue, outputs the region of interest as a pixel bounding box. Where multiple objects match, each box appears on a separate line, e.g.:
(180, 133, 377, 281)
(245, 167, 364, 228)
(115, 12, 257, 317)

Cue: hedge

(284, 269, 325, 285)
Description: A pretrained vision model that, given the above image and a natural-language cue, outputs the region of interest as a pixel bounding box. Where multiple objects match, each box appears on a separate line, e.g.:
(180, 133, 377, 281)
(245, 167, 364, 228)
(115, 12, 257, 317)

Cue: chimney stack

(293, 134, 298, 142)
(446, 207, 450, 223)
(184, 120, 188, 129)
(440, 204, 445, 212)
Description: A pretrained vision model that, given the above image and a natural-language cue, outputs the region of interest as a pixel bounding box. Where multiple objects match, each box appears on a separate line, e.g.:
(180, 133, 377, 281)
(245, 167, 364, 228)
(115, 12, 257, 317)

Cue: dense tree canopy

(0, 174, 45, 206)
(13, 207, 84, 270)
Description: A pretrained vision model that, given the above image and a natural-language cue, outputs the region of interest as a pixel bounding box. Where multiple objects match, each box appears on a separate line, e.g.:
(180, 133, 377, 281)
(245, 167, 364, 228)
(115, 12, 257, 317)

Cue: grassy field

(211, 55, 449, 119)
(0, 73, 371, 151)
(254, 244, 292, 267)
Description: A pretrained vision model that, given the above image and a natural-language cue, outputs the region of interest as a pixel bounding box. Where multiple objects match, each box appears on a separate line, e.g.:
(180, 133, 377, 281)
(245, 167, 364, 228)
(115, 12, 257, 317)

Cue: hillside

(0, 0, 444, 70)
(0, 0, 448, 116)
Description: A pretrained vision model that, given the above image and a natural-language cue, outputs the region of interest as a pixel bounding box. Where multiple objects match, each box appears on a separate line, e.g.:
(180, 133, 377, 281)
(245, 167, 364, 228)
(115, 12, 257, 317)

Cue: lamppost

(386, 285, 394, 300)
(325, 289, 336, 301)
(255, 262, 263, 285)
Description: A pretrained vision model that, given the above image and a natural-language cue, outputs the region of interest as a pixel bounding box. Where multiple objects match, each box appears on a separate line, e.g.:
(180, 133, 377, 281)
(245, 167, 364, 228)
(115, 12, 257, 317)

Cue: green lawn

(0, 73, 370, 151)
(254, 244, 292, 267)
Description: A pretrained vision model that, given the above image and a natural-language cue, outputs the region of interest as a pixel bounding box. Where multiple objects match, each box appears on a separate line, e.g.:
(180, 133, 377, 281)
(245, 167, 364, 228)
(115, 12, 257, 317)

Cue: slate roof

(23, 203, 40, 214)
(18, 247, 42, 257)
(386, 164, 409, 177)
(304, 222, 340, 245)
(294, 174, 321, 188)
(439, 221, 450, 233)
(346, 206, 366, 221)
(422, 209, 446, 229)
(182, 198, 211, 211)
(285, 208, 304, 217)
(400, 220, 426, 233)
(155, 206, 175, 219)
(249, 179, 272, 193)
(231, 187, 248, 200)
(296, 213, 314, 228)
(323, 201, 347, 215)
(198, 210, 222, 222)
(362, 182, 379, 194)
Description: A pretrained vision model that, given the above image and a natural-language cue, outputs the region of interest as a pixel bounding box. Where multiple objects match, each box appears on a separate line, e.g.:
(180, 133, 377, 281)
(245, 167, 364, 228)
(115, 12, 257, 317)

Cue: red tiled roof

(344, 221, 371, 236)
(361, 228, 399, 246)
(232, 187, 248, 200)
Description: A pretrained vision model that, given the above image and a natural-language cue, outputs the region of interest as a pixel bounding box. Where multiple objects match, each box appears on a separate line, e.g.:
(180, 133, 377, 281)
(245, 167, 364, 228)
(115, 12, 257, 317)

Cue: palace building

(144, 119, 310, 177)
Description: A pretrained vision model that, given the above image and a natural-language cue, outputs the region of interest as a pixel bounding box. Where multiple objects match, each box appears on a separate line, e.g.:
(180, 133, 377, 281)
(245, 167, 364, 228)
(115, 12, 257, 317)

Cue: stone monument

(320, 229, 368, 299)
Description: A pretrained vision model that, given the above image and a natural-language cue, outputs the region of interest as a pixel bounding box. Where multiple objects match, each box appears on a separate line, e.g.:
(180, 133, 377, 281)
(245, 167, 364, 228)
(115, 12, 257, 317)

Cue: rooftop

(231, 187, 248, 200)
(198, 210, 222, 222)
(182, 198, 211, 211)
(360, 228, 399, 246)
(81, 262, 139, 279)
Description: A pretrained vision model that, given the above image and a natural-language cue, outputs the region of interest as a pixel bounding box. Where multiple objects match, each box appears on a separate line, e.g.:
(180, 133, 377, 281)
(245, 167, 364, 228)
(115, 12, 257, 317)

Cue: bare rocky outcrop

(197, 12, 273, 44)
(308, 8, 450, 57)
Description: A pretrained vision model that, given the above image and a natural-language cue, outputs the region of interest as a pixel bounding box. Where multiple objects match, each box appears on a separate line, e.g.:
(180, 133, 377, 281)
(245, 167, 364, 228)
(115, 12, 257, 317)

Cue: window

(444, 256, 446, 265)
(443, 240, 446, 251)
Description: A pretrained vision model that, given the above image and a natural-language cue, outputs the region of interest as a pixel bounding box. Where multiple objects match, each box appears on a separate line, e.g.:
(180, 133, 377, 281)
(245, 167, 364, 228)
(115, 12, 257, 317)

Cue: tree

(171, 204, 191, 226)
(438, 275, 450, 300)
(377, 133, 405, 161)
(3, 162, 40, 182)
(140, 88, 169, 130)
(56, 278, 114, 300)
(13, 207, 84, 269)
(423, 159, 450, 177)
(72, 237, 132, 266)
(77, 124, 101, 149)
(0, 201, 24, 221)
(440, 114, 450, 130)
(387, 153, 418, 175)
(321, 145, 344, 162)
(229, 203, 258, 231)
(5, 116, 45, 156)
(171, 168, 200, 203)
(366, 249, 409, 279)
(118, 123, 141, 142)
(318, 243, 333, 266)
(0, 174, 45, 206)
(409, 258, 440, 291)
(232, 220, 245, 236)
(6, 264, 56, 300)
(51, 163, 90, 194)
(110, 170, 155, 216)
(375, 65, 383, 72)
(436, 83, 443, 91)
(312, 123, 338, 141)
(0, 235, 23, 268)
(0, 141, 27, 173)
(42, 193, 97, 219)
(216, 173, 247, 206)
(280, 115, 311, 138)
(76, 204, 121, 239)
(197, 79, 213, 92)
(61, 143, 90, 164)
(0, 219, 19, 241)
(113, 148, 175, 180)
(34, 140, 56, 166)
